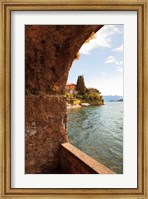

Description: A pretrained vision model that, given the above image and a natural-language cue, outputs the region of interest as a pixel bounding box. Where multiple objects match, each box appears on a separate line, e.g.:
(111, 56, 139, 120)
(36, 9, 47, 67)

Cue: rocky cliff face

(25, 25, 103, 173)
(25, 25, 103, 95)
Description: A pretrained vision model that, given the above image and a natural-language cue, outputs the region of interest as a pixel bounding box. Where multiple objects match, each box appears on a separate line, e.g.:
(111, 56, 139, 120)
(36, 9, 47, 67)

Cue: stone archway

(25, 25, 103, 174)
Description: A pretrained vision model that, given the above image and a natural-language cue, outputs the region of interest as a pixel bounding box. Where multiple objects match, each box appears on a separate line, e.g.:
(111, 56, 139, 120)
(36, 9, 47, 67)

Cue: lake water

(67, 102, 123, 174)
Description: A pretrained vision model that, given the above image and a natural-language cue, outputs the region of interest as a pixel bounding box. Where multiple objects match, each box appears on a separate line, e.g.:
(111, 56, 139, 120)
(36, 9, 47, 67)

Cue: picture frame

(0, 0, 147, 198)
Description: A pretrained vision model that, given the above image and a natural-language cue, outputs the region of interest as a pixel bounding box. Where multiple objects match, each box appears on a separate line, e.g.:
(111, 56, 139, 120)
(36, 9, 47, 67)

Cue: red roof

(67, 83, 76, 86)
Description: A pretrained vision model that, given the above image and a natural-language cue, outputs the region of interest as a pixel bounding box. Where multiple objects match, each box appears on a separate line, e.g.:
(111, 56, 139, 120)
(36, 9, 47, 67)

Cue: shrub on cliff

(66, 93, 71, 98)
(84, 92, 103, 105)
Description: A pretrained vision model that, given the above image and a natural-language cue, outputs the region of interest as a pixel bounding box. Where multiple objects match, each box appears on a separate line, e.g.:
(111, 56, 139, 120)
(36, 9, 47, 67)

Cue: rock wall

(25, 25, 103, 173)
(25, 95, 67, 173)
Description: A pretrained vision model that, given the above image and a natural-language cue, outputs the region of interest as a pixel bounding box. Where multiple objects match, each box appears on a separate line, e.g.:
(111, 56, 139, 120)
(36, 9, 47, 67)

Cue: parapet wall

(60, 143, 115, 174)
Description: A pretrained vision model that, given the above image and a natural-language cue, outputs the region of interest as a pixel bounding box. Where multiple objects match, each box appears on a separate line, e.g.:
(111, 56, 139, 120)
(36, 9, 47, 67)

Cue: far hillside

(103, 95, 123, 102)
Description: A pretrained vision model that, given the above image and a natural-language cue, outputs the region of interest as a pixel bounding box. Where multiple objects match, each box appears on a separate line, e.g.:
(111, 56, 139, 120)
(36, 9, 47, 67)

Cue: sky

(67, 25, 124, 96)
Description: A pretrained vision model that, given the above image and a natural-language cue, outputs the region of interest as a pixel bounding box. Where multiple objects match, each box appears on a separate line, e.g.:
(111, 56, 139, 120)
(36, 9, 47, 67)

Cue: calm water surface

(67, 102, 123, 174)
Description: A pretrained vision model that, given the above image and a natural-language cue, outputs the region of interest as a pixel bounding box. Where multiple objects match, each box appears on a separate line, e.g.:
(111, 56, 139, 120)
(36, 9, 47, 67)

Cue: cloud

(79, 25, 123, 55)
(110, 25, 123, 34)
(100, 72, 107, 76)
(116, 60, 123, 72)
(112, 44, 123, 52)
(105, 55, 116, 64)
(115, 60, 123, 65)
(116, 66, 123, 72)
(104, 55, 123, 72)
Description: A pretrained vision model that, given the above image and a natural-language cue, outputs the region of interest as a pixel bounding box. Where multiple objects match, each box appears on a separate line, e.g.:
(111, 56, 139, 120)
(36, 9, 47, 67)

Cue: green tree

(76, 75, 86, 95)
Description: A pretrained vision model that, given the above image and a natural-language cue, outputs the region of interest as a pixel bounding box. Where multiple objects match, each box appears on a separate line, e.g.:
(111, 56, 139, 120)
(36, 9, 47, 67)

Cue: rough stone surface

(25, 25, 103, 94)
(25, 95, 67, 173)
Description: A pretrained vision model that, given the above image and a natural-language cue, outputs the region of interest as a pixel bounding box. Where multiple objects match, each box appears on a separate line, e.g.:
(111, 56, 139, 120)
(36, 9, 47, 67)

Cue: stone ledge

(60, 143, 115, 174)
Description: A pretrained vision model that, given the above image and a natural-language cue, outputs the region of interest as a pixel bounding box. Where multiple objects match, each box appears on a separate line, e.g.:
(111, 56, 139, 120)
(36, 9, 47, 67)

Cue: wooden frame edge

(143, 1, 148, 198)
(0, 1, 4, 199)
(0, 1, 147, 198)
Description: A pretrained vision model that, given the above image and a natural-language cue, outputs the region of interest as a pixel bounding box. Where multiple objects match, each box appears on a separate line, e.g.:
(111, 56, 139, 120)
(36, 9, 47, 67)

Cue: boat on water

(81, 103, 90, 107)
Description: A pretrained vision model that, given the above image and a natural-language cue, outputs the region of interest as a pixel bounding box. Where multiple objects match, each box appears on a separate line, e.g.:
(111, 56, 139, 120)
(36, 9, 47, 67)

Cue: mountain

(117, 99, 123, 102)
(103, 95, 123, 102)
